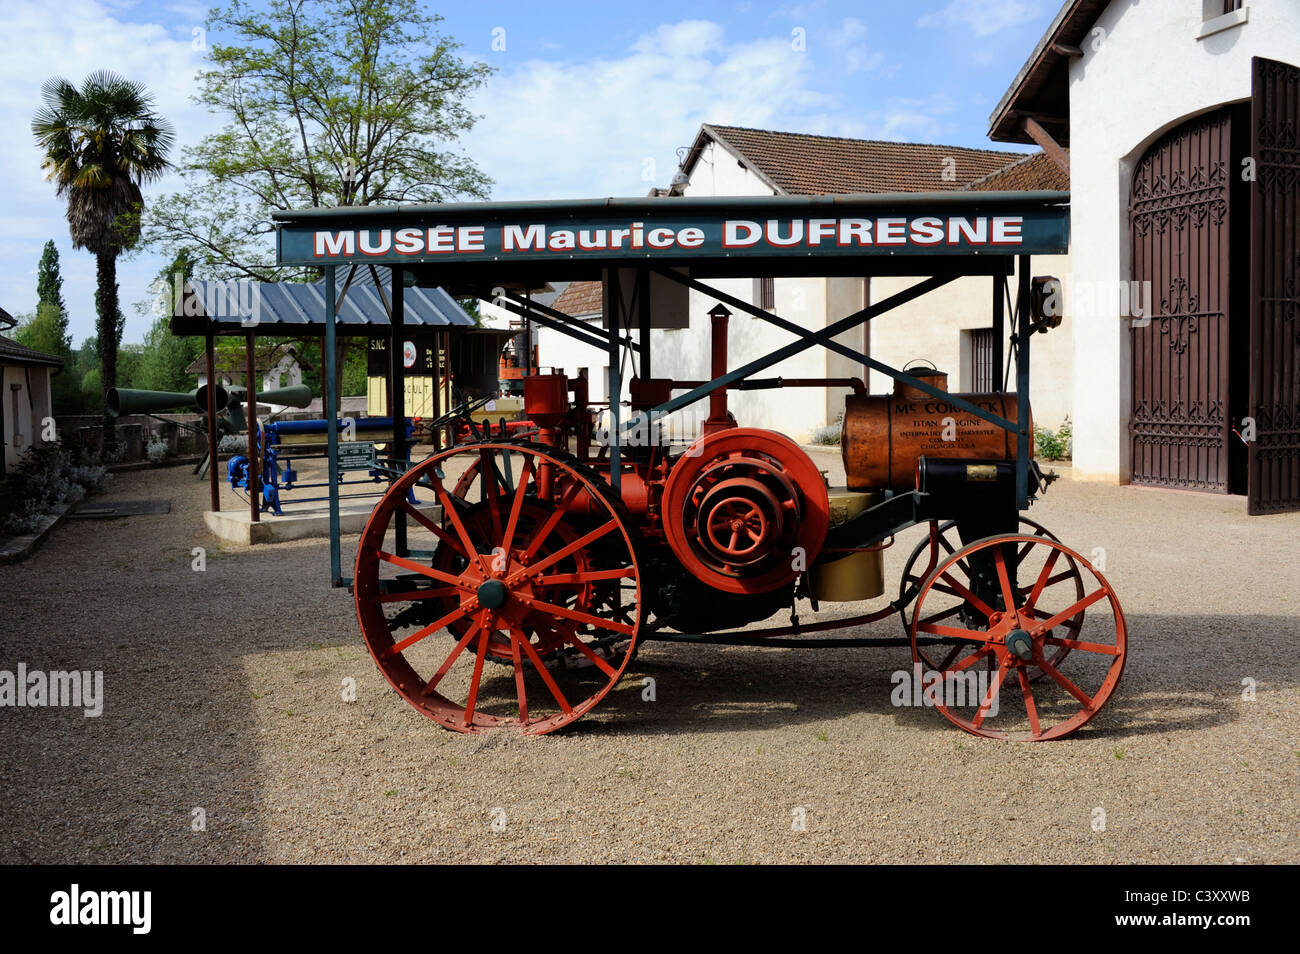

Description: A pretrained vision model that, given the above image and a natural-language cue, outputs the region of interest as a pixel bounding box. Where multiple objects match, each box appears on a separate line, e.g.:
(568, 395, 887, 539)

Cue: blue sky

(0, 0, 1059, 347)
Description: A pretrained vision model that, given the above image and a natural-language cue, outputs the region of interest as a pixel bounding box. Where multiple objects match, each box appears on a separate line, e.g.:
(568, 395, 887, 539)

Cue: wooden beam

(1051, 42, 1084, 58)
(1022, 116, 1070, 175)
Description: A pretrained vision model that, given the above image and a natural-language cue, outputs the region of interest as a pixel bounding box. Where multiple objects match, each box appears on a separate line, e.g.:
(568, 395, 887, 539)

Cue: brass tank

(809, 488, 884, 602)
(840, 369, 1029, 491)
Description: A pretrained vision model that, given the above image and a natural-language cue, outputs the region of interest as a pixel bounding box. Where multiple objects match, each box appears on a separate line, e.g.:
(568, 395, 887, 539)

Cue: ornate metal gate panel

(1129, 108, 1233, 490)
(1248, 57, 1300, 514)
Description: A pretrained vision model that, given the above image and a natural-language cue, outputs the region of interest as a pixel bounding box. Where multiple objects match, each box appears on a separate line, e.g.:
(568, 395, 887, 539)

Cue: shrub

(1035, 417, 1073, 461)
(146, 437, 170, 463)
(218, 434, 246, 454)
(0, 441, 113, 535)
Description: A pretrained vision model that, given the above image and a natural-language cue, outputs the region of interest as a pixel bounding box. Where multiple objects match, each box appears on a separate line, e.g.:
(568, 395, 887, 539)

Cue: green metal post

(325, 265, 341, 586)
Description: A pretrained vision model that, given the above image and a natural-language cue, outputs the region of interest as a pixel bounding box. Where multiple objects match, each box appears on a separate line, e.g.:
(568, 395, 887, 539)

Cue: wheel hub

(476, 578, 509, 610)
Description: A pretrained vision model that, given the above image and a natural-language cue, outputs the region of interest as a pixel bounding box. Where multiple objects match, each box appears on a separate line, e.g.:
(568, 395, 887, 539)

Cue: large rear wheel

(353, 442, 645, 734)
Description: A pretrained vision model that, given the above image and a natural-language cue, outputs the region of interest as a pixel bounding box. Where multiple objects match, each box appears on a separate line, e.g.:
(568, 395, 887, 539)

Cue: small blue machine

(228, 417, 416, 516)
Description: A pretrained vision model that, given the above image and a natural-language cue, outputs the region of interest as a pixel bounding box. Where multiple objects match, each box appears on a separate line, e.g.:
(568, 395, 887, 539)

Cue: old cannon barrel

(107, 385, 229, 417)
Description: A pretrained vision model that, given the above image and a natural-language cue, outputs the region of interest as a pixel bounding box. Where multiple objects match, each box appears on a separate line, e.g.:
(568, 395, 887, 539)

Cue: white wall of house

(870, 252, 1074, 431)
(3, 365, 55, 470)
(1066, 0, 1300, 482)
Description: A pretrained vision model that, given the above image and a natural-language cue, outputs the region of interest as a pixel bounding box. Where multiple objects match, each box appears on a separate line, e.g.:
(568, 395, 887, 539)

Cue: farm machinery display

(271, 190, 1127, 741)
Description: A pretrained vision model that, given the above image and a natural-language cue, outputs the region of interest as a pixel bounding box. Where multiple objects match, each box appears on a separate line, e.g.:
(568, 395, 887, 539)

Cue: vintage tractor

(352, 307, 1126, 741)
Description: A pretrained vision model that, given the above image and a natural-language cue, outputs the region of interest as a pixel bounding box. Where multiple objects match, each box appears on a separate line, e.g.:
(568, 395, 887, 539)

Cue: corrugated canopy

(169, 266, 476, 337)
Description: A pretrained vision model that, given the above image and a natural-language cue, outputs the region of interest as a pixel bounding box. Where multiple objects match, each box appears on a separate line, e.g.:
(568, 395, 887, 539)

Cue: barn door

(1248, 57, 1300, 514)
(1129, 108, 1234, 491)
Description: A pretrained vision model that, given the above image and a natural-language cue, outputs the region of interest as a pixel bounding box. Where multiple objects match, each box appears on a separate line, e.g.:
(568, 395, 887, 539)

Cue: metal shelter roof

(170, 267, 476, 337)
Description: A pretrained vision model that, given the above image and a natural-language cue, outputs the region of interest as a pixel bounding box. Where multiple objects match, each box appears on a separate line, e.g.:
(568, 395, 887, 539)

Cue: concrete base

(204, 500, 441, 545)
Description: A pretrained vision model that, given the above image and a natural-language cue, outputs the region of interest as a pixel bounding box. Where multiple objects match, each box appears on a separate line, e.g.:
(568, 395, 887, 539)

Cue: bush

(0, 441, 112, 535)
(1035, 417, 1073, 461)
(146, 437, 170, 463)
(218, 434, 247, 454)
(810, 413, 843, 446)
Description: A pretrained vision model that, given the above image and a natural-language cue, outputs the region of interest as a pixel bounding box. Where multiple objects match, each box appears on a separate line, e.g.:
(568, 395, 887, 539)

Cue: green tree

(144, 0, 492, 281)
(36, 240, 67, 315)
(31, 70, 174, 437)
(135, 250, 204, 392)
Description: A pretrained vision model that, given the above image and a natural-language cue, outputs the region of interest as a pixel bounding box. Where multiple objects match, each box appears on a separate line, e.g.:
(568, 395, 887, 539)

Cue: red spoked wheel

(899, 516, 1084, 681)
(354, 442, 645, 734)
(909, 535, 1126, 741)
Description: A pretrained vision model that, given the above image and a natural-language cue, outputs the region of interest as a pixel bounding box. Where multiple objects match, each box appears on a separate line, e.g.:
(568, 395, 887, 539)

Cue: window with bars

(755, 277, 775, 312)
(970, 327, 995, 393)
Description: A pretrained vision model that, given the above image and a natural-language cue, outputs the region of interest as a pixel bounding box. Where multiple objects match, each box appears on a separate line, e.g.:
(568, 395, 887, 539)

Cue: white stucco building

(988, 0, 1300, 512)
(0, 328, 62, 473)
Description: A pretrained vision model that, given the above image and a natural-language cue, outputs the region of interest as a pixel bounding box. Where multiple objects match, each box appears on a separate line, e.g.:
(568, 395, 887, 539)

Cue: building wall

(1066, 0, 1300, 482)
(869, 253, 1074, 430)
(2, 365, 55, 470)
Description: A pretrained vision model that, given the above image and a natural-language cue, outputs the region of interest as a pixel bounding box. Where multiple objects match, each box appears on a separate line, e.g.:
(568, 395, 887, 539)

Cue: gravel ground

(1, 449, 1297, 864)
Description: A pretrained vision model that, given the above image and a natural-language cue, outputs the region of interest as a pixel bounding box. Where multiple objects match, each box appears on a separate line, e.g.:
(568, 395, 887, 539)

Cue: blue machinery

(227, 417, 416, 516)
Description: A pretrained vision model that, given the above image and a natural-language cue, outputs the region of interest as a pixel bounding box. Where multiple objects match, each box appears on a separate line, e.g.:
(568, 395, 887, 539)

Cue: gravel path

(1, 452, 1297, 864)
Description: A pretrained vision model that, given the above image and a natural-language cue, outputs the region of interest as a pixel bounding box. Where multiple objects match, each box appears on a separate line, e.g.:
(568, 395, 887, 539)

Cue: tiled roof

(552, 281, 603, 318)
(700, 124, 1031, 195)
(0, 335, 63, 368)
(963, 152, 1069, 192)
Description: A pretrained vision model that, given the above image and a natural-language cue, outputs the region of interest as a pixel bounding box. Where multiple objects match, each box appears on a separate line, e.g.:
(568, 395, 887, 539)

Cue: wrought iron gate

(1248, 56, 1300, 514)
(1129, 108, 1234, 491)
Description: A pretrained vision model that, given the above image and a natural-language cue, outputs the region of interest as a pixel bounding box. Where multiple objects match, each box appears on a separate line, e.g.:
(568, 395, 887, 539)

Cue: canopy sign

(276, 202, 1069, 267)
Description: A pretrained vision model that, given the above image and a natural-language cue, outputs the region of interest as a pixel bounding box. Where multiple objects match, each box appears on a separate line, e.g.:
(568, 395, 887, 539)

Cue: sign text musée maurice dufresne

(277, 210, 1069, 266)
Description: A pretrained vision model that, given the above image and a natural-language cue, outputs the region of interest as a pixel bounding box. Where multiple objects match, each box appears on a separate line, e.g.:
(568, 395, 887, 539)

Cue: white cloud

(465, 21, 838, 201)
(917, 0, 1052, 37)
(0, 0, 216, 344)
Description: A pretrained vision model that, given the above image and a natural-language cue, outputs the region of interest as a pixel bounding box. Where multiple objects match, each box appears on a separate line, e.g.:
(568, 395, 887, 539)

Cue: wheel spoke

(430, 476, 489, 575)
(917, 603, 966, 627)
(461, 618, 493, 725)
(399, 501, 468, 559)
(378, 550, 471, 589)
(949, 646, 993, 673)
(517, 634, 573, 714)
(1017, 666, 1042, 738)
(388, 601, 477, 656)
(499, 456, 537, 557)
(528, 597, 635, 637)
(479, 448, 503, 540)
(421, 613, 483, 694)
(993, 546, 1017, 615)
(971, 655, 1011, 729)
(520, 480, 584, 561)
(556, 628, 618, 677)
(514, 519, 621, 584)
(1044, 635, 1121, 656)
(1038, 658, 1095, 709)
(1023, 547, 1061, 611)
(1033, 588, 1110, 634)
(937, 572, 997, 620)
(534, 567, 635, 586)
(509, 627, 529, 723)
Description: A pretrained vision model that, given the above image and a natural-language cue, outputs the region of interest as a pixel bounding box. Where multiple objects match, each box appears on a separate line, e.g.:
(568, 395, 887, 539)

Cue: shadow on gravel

(546, 610, 1295, 742)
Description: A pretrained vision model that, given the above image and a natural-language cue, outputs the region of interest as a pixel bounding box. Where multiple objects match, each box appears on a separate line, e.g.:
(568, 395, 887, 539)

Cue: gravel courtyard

(1, 454, 1297, 864)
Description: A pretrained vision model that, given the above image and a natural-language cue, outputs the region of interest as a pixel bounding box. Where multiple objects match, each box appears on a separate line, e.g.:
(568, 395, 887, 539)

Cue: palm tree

(32, 70, 173, 441)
